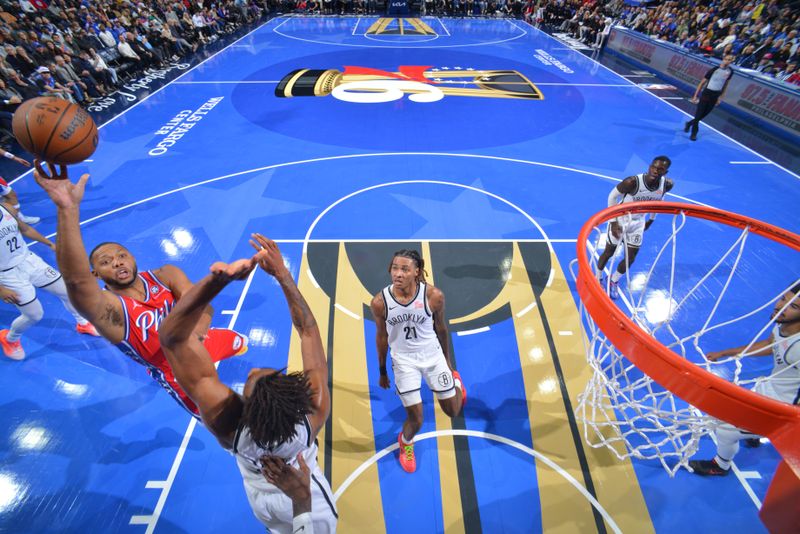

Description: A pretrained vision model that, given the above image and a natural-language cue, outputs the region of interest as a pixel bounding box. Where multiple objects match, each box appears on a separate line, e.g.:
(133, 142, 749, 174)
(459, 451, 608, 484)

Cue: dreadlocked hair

(790, 281, 800, 296)
(243, 369, 315, 449)
(390, 249, 429, 283)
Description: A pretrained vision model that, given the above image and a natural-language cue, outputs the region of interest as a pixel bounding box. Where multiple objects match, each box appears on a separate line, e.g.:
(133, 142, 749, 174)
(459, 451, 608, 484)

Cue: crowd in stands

(0, 0, 269, 128)
(532, 0, 799, 85)
(0, 0, 796, 135)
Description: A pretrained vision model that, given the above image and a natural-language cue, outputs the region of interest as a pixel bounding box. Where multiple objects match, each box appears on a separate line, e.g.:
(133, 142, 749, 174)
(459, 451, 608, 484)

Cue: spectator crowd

(0, 0, 796, 139)
(532, 0, 799, 85)
(0, 0, 269, 134)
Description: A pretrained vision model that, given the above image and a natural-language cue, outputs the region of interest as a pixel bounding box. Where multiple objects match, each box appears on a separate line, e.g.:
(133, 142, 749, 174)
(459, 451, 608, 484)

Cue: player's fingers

(252, 233, 269, 249)
(77, 173, 90, 190)
(47, 161, 57, 178)
(296, 453, 309, 474)
(33, 159, 47, 180)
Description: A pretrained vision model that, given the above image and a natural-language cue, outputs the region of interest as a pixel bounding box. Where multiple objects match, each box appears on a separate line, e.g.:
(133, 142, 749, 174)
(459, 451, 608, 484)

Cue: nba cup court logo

(275, 65, 544, 104)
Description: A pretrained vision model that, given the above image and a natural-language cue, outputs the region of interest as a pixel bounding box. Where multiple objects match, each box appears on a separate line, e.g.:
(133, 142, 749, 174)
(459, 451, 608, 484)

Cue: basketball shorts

(0, 252, 61, 306)
(392, 344, 456, 407)
(607, 218, 646, 248)
(239, 460, 338, 534)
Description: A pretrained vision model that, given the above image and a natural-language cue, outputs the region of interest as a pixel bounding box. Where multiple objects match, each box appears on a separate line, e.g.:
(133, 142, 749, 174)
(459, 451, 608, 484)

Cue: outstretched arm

(706, 336, 774, 361)
(250, 234, 330, 438)
(155, 264, 214, 336)
(33, 162, 124, 342)
(159, 258, 255, 446)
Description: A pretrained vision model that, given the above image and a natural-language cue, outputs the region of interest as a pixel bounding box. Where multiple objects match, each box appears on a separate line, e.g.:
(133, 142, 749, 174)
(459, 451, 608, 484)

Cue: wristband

(3, 152, 14, 159)
(379, 365, 387, 376)
(292, 512, 312, 534)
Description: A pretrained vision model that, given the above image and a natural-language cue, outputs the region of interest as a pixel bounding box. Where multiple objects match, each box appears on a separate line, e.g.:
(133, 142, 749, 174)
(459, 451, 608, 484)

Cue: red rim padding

(576, 201, 800, 480)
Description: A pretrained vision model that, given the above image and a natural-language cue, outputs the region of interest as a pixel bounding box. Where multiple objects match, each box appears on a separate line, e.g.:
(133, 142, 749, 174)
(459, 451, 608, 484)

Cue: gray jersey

(382, 282, 437, 354)
(768, 324, 800, 404)
(0, 204, 28, 270)
(619, 173, 667, 223)
(232, 417, 338, 533)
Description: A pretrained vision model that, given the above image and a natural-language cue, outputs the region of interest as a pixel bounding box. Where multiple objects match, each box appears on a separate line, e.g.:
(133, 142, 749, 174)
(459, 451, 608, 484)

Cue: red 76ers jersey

(113, 271, 199, 414)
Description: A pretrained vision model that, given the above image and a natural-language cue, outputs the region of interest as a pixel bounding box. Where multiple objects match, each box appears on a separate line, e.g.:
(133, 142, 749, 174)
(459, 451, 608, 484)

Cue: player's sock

(713, 455, 732, 470)
(610, 271, 622, 283)
(401, 432, 413, 445)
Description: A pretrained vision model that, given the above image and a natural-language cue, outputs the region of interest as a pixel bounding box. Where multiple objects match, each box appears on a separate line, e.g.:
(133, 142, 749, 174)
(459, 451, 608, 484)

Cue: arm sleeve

(607, 187, 623, 207)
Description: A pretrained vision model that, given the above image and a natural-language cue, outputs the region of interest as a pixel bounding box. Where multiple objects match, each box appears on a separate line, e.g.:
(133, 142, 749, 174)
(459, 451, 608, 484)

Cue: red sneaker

(397, 432, 416, 473)
(0, 329, 25, 360)
(76, 322, 101, 337)
(452, 370, 467, 409)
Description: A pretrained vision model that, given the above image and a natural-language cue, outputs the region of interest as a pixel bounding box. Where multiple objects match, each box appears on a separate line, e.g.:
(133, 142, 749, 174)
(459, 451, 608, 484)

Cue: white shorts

(0, 252, 61, 306)
(239, 461, 338, 534)
(607, 218, 646, 248)
(392, 345, 456, 407)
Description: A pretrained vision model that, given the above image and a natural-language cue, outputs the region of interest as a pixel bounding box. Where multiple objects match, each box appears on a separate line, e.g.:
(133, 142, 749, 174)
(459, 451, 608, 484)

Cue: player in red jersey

(34, 162, 248, 418)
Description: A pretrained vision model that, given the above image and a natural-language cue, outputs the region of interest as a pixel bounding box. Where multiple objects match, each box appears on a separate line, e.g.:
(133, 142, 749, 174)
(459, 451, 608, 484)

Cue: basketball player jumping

(0, 201, 99, 360)
(689, 283, 800, 476)
(158, 234, 337, 533)
(370, 249, 466, 473)
(33, 161, 247, 418)
(596, 156, 674, 299)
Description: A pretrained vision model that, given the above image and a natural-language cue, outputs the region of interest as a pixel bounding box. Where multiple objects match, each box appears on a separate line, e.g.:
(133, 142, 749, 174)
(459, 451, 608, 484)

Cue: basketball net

(571, 202, 800, 478)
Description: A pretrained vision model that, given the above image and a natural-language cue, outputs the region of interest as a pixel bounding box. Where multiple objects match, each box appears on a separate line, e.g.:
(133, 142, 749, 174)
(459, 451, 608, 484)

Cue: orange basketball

(12, 97, 98, 166)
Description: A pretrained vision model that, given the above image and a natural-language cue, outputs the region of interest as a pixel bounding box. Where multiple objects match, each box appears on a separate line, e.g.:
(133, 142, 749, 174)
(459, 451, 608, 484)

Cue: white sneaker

(20, 214, 40, 224)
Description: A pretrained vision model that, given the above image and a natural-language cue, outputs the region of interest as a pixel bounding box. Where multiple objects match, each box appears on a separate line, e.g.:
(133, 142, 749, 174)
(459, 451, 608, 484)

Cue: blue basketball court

(1, 16, 798, 533)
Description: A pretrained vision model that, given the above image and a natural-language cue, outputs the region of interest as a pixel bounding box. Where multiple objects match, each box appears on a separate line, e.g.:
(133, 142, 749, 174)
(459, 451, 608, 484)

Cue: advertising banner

(606, 27, 800, 139)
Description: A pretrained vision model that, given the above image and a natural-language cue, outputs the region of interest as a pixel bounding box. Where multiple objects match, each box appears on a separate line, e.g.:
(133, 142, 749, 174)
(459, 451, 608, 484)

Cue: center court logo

(275, 65, 544, 104)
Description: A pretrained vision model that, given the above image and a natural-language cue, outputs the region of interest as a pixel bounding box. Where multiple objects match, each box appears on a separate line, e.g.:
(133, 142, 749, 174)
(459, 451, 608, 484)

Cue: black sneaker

(690, 133, 697, 141)
(689, 459, 729, 476)
(684, 121, 691, 133)
(743, 438, 762, 448)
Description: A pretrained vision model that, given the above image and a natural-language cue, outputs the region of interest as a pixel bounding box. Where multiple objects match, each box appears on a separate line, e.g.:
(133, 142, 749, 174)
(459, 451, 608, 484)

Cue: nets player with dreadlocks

(159, 234, 336, 533)
(370, 249, 466, 473)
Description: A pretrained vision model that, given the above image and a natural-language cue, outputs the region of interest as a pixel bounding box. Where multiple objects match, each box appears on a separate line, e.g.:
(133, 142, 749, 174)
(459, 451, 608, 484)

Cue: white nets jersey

(619, 173, 667, 223)
(232, 417, 338, 533)
(766, 325, 800, 405)
(0, 204, 28, 270)
(382, 282, 437, 354)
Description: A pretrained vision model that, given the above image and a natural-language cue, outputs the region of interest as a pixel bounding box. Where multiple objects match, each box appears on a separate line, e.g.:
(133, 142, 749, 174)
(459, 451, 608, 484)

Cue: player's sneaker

(688, 459, 729, 476)
(76, 322, 101, 337)
(743, 437, 762, 448)
(234, 334, 249, 356)
(397, 432, 416, 473)
(452, 370, 467, 409)
(19, 214, 40, 225)
(0, 329, 25, 360)
(608, 280, 620, 300)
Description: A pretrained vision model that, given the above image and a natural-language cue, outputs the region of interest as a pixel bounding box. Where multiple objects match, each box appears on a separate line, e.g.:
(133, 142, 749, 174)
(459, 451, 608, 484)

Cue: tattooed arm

(32, 162, 126, 343)
(251, 234, 330, 438)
